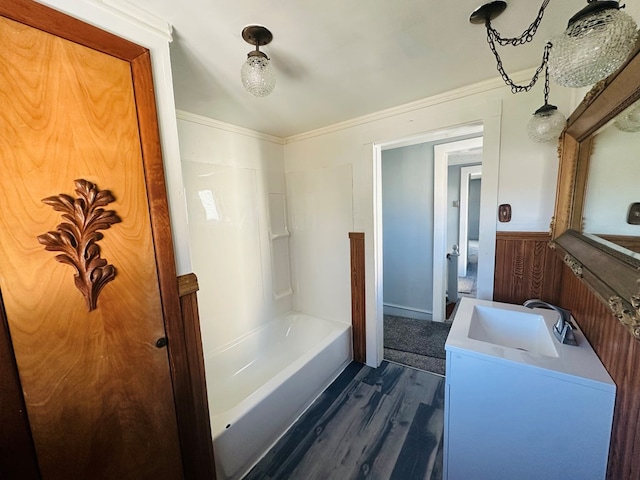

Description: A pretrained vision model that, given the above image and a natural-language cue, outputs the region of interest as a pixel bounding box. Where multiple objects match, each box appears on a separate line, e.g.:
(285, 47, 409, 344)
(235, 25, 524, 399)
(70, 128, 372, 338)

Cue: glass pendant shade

(548, 5, 638, 88)
(526, 105, 567, 143)
(241, 54, 276, 97)
(614, 101, 640, 132)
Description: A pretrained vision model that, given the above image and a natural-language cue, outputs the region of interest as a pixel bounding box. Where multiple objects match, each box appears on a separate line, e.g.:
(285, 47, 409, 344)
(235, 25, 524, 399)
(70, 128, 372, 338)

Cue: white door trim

(369, 101, 502, 367)
(458, 165, 483, 277)
(433, 138, 483, 322)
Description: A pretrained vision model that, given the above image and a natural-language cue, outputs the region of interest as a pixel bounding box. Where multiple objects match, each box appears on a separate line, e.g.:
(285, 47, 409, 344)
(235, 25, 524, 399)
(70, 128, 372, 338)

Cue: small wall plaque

(627, 202, 640, 225)
(498, 204, 512, 223)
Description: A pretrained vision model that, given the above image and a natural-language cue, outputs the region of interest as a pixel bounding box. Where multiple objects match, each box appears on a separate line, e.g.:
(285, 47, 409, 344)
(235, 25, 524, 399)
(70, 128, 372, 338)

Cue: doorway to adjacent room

(377, 129, 486, 374)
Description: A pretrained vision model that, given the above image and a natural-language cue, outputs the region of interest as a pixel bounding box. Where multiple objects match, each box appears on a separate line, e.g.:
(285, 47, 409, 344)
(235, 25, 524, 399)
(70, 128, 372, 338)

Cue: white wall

(382, 144, 434, 320)
(177, 113, 292, 354)
(496, 94, 563, 232)
(284, 76, 574, 366)
(286, 158, 354, 323)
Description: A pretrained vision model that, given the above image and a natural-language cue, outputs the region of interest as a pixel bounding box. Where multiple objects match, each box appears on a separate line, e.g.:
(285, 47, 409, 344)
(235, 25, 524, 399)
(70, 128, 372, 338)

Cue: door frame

(371, 106, 501, 366)
(374, 125, 484, 328)
(458, 164, 483, 276)
(0, 2, 214, 478)
(433, 138, 483, 322)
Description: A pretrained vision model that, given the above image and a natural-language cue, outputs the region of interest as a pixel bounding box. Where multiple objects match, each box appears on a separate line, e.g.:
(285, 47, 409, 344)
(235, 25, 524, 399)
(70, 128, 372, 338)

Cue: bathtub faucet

(523, 299, 578, 346)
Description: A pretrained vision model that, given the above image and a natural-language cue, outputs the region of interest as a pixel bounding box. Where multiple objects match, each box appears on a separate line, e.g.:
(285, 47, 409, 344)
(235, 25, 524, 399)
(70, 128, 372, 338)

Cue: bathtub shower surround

(178, 116, 354, 479)
(286, 163, 354, 323)
(206, 313, 351, 480)
(181, 157, 293, 352)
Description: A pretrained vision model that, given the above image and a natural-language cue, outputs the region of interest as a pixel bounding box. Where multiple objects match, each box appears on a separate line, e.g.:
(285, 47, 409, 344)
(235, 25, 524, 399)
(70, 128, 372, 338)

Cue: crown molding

(284, 68, 538, 144)
(175, 67, 537, 145)
(96, 0, 173, 41)
(176, 110, 285, 145)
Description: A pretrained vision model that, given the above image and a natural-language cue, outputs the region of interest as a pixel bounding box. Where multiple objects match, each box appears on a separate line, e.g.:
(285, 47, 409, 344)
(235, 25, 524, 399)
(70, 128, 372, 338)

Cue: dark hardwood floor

(244, 361, 445, 480)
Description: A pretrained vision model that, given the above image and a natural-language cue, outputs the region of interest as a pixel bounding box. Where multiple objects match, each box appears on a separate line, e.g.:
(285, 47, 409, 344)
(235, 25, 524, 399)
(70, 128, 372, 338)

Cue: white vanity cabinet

(443, 298, 615, 480)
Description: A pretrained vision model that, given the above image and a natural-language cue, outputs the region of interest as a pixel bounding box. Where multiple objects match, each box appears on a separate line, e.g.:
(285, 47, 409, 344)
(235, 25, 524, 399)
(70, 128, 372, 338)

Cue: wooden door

(0, 2, 184, 479)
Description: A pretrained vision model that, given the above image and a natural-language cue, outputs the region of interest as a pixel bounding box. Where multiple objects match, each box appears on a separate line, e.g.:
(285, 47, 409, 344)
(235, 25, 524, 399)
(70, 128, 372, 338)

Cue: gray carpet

(459, 241, 478, 295)
(384, 349, 446, 376)
(384, 315, 452, 376)
(458, 260, 477, 295)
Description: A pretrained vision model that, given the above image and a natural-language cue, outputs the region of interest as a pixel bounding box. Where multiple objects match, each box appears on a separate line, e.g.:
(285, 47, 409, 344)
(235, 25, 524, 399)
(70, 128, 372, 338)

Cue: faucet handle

(563, 324, 578, 345)
(554, 318, 578, 346)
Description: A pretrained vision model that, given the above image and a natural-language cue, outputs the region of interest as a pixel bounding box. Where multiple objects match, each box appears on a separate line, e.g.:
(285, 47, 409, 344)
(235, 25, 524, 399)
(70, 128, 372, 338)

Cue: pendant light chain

(484, 0, 553, 93)
(543, 44, 552, 105)
(487, 0, 551, 46)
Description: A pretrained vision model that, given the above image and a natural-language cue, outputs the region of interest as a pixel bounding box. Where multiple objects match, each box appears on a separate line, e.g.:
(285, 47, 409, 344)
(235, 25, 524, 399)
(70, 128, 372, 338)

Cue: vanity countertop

(446, 297, 615, 391)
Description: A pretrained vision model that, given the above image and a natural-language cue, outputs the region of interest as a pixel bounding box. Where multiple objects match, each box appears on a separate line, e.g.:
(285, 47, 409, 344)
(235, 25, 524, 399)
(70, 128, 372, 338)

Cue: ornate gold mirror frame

(552, 43, 640, 340)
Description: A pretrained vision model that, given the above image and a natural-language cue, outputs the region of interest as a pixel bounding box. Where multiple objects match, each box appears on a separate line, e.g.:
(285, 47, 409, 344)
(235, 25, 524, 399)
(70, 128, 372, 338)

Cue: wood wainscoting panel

(493, 232, 564, 306)
(559, 265, 640, 480)
(0, 10, 182, 480)
(349, 233, 366, 363)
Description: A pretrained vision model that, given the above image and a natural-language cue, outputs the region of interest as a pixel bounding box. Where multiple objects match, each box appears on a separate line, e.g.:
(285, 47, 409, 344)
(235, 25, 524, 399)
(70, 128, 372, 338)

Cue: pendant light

(527, 104, 567, 143)
(548, 1, 638, 87)
(526, 45, 567, 143)
(470, 1, 637, 141)
(240, 25, 276, 97)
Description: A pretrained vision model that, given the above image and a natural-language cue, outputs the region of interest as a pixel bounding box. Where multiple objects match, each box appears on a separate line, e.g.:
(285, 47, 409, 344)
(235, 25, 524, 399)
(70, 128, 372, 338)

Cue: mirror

(582, 100, 640, 256)
(552, 42, 640, 340)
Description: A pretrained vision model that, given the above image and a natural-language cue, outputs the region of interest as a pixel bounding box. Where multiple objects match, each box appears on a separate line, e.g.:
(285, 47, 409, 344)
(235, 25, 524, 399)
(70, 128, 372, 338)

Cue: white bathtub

(205, 312, 352, 480)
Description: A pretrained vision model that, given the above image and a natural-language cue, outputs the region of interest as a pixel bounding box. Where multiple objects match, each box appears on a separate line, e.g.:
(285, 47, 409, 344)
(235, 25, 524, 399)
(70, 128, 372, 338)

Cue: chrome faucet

(523, 299, 578, 346)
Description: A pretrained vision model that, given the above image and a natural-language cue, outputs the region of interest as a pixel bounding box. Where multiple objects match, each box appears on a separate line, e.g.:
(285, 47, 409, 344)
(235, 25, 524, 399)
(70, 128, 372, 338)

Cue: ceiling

(125, 0, 588, 138)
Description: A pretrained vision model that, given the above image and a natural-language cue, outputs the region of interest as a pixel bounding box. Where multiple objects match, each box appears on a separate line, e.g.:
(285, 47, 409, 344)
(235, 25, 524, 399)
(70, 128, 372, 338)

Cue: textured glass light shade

(548, 6, 638, 88)
(527, 105, 567, 143)
(614, 101, 640, 132)
(241, 55, 276, 97)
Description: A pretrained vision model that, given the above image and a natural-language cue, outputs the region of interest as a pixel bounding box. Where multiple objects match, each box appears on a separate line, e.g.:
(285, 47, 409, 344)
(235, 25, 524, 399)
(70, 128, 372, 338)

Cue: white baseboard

(383, 303, 433, 321)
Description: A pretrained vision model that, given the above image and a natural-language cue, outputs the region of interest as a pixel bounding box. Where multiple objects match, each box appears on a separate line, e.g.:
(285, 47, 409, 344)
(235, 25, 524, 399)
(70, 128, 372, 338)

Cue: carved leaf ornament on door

(37, 179, 121, 311)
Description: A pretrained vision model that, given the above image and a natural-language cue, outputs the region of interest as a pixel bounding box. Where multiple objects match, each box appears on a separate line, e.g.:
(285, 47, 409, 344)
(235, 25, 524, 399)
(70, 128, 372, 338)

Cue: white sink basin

(446, 298, 617, 384)
(468, 305, 558, 357)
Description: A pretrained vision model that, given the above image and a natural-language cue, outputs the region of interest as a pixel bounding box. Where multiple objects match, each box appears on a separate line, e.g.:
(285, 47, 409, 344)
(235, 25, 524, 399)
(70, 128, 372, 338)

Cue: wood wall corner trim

(178, 273, 199, 297)
(349, 232, 366, 364)
(175, 272, 216, 479)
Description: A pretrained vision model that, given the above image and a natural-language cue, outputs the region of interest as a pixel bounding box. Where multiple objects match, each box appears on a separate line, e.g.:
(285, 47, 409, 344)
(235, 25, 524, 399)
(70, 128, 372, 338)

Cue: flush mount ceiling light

(470, 0, 637, 141)
(240, 25, 276, 97)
